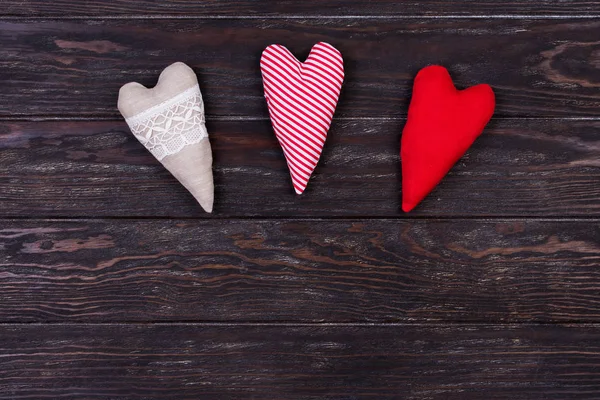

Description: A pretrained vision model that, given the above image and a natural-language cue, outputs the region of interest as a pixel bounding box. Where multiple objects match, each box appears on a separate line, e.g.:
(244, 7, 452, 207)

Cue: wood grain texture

(2, 323, 600, 399)
(1, 219, 599, 322)
(2, 3, 600, 397)
(2, 19, 600, 118)
(0, 119, 598, 217)
(3, 0, 599, 16)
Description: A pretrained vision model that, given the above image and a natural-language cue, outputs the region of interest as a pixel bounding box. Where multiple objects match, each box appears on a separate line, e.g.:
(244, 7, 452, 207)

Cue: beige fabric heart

(118, 62, 214, 213)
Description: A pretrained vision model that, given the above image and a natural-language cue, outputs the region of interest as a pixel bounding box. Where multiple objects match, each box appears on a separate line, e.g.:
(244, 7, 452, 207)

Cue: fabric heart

(401, 65, 495, 212)
(261, 42, 344, 194)
(118, 62, 214, 213)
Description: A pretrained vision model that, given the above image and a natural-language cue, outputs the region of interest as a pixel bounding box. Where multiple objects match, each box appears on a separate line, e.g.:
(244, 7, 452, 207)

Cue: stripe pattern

(261, 42, 344, 194)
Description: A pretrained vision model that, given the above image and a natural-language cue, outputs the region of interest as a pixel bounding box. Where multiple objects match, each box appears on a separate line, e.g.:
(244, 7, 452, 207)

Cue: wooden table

(1, 1, 600, 398)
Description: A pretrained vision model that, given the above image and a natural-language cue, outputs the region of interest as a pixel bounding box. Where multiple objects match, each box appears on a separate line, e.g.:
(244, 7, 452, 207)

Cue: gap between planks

(2, 322, 600, 327)
(1, 216, 599, 221)
(1, 15, 600, 20)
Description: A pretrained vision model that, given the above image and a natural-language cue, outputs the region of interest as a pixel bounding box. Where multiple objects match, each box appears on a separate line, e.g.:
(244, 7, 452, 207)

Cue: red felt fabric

(401, 65, 495, 212)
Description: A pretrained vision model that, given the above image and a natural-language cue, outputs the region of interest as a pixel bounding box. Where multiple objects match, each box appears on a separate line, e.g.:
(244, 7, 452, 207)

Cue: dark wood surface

(3, 323, 600, 399)
(1, 119, 599, 217)
(1, 0, 600, 398)
(2, 19, 600, 118)
(1, 219, 599, 322)
(4, 0, 599, 16)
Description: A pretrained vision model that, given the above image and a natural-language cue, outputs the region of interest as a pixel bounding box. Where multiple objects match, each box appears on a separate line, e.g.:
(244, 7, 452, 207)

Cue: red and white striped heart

(260, 42, 344, 194)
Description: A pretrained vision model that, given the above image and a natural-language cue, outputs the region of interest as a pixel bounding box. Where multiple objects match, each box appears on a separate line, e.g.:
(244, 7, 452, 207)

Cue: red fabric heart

(401, 65, 495, 212)
(261, 42, 344, 194)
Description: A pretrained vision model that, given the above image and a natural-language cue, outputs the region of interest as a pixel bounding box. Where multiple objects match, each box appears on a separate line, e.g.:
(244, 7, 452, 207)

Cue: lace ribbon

(125, 85, 208, 161)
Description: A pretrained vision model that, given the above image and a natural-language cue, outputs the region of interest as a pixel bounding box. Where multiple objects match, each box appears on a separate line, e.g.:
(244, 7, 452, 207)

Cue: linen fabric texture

(118, 62, 214, 213)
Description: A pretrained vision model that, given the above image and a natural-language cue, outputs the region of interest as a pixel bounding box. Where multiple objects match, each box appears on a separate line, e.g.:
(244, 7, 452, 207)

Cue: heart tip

(402, 202, 416, 213)
(197, 197, 214, 214)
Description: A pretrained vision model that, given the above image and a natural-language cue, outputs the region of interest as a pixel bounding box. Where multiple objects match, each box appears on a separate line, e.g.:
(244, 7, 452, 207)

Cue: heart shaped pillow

(118, 62, 214, 213)
(401, 65, 495, 212)
(261, 42, 344, 194)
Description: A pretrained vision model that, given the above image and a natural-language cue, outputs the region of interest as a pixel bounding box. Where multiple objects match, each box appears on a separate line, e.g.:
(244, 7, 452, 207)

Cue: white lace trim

(125, 85, 208, 161)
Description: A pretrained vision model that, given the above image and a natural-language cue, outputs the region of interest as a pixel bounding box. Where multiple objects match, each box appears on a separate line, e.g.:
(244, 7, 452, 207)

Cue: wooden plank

(2, 323, 600, 399)
(4, 1, 599, 16)
(0, 119, 598, 217)
(1, 19, 600, 118)
(1, 219, 599, 322)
